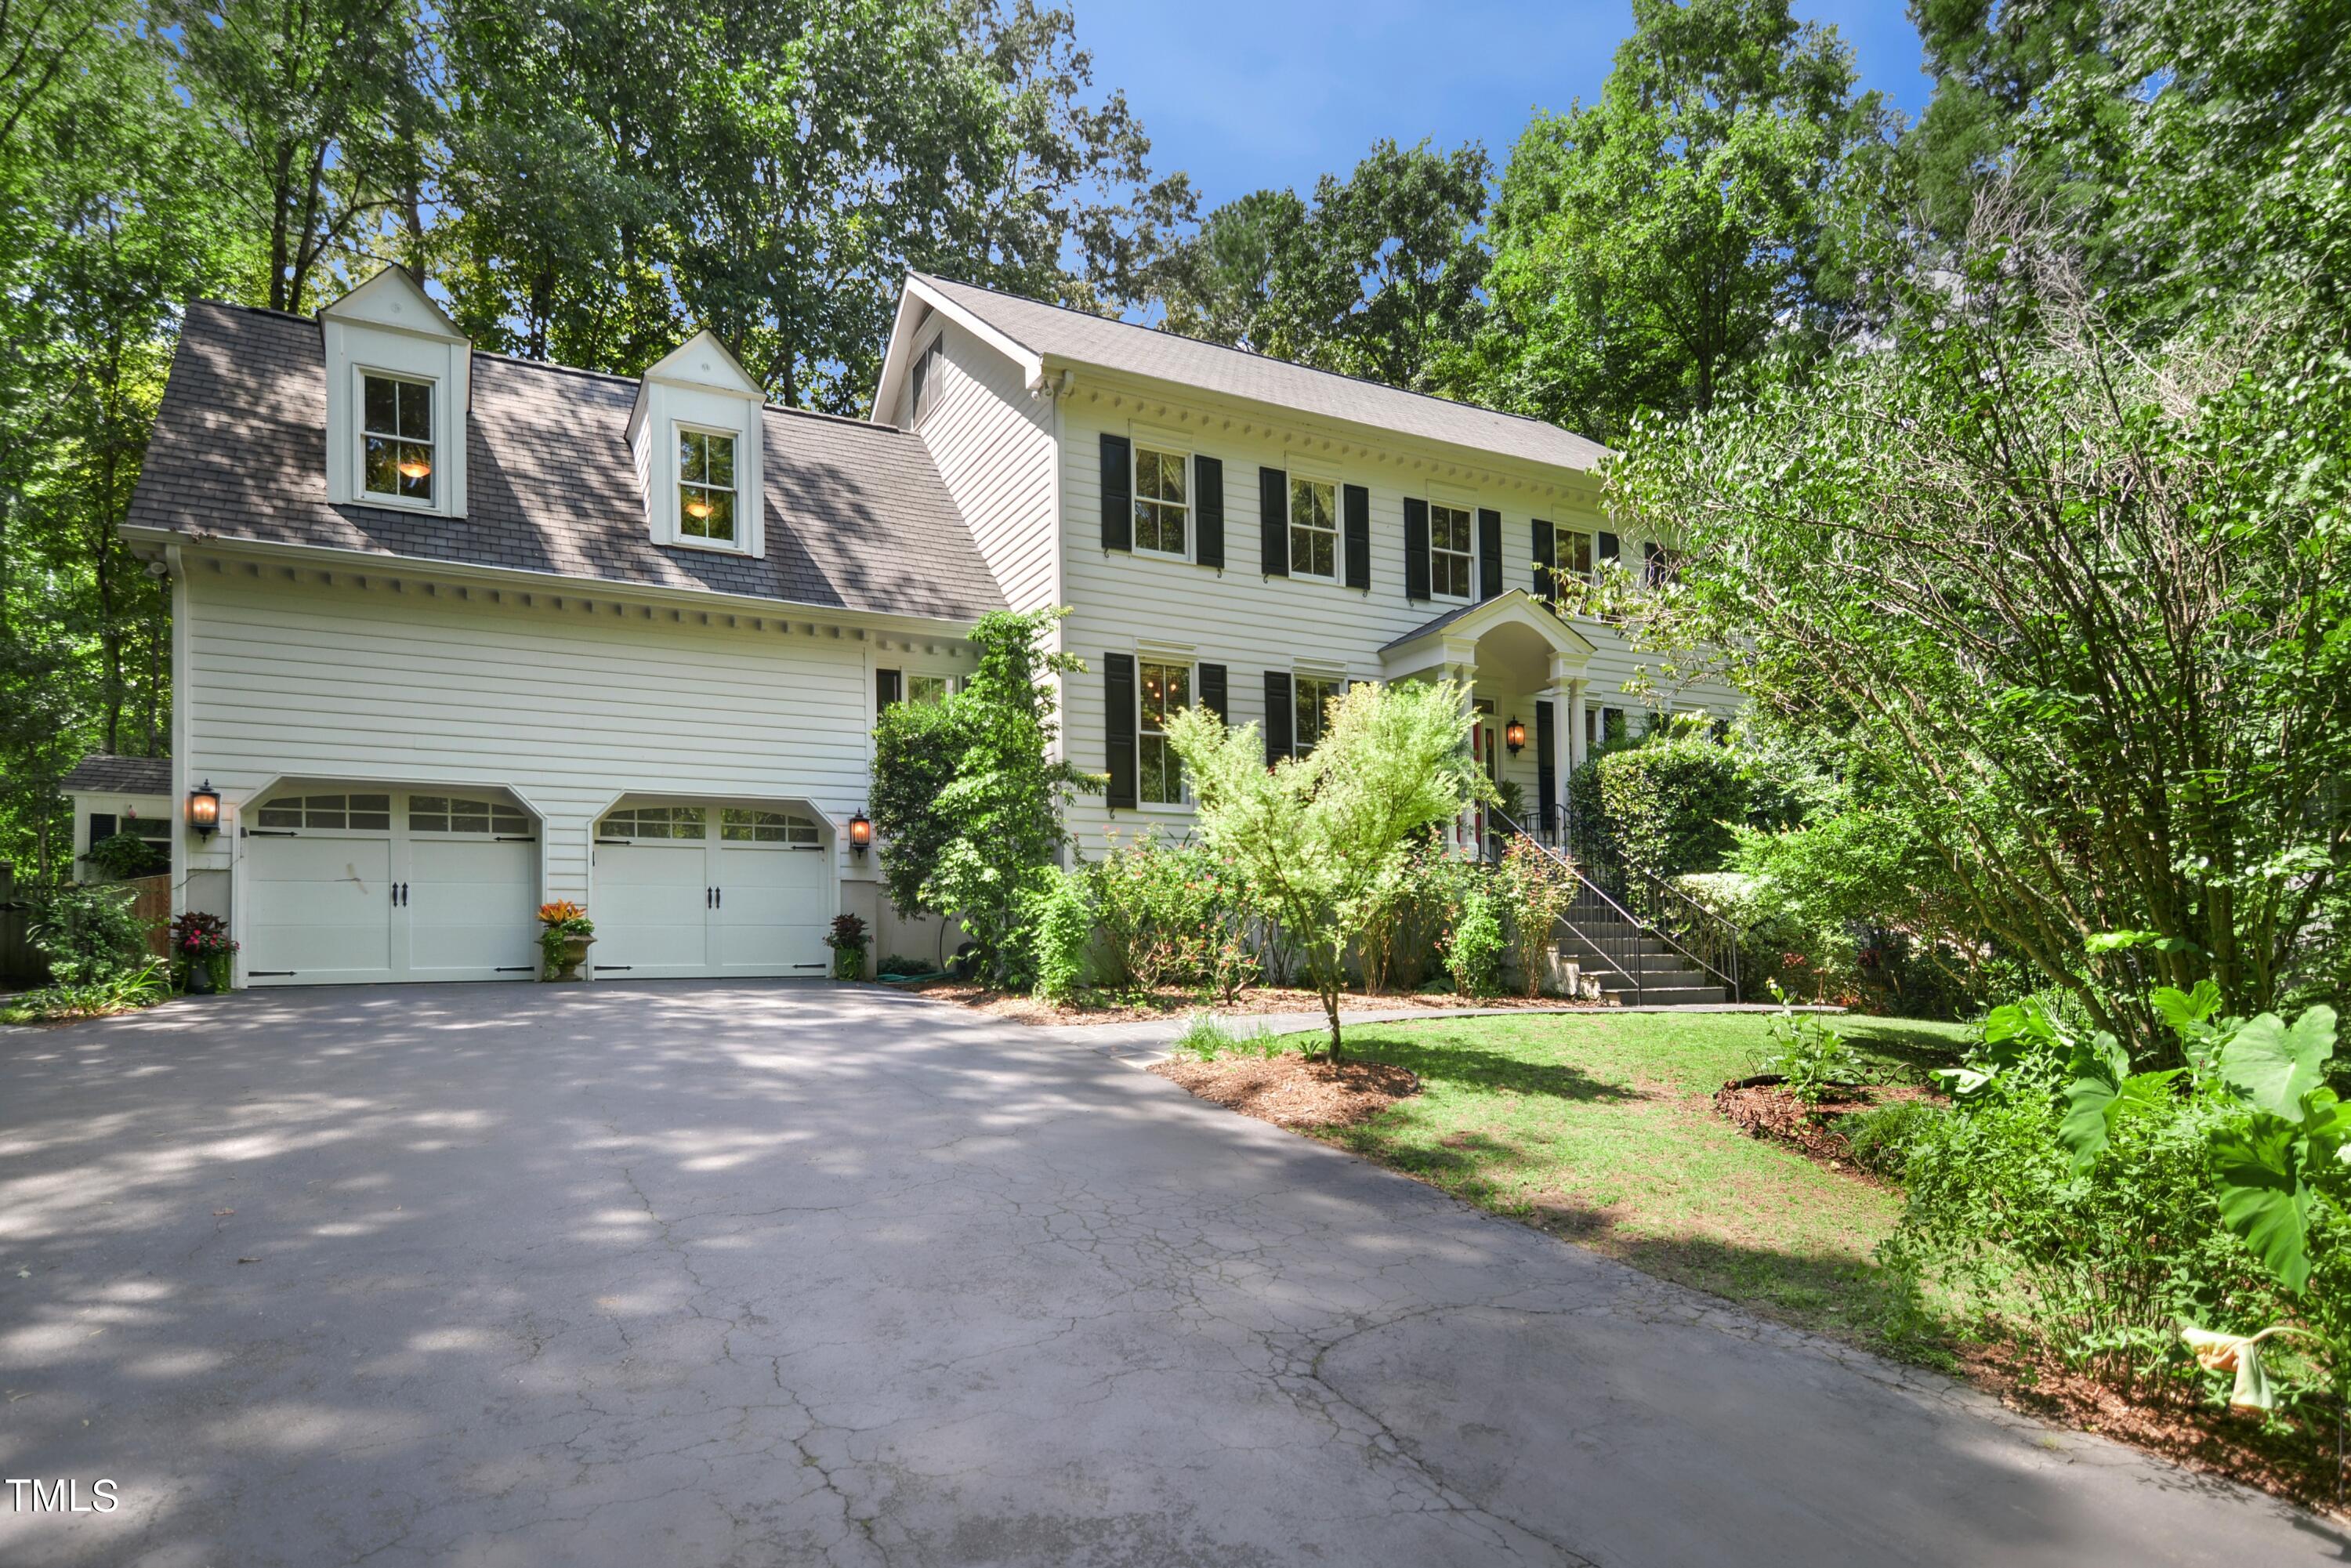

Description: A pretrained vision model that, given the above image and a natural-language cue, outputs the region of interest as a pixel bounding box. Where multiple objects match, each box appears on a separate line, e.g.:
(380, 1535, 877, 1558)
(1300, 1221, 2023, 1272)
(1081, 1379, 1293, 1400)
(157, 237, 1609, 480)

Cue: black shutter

(1342, 483, 1370, 591)
(1199, 662, 1228, 724)
(1104, 653, 1136, 809)
(1259, 466, 1288, 576)
(1404, 497, 1430, 601)
(1262, 671, 1293, 766)
(1535, 701, 1557, 836)
(875, 668, 902, 716)
(1532, 520, 1556, 607)
(1100, 433, 1132, 552)
(1194, 454, 1224, 570)
(1478, 508, 1503, 599)
(1597, 530, 1620, 567)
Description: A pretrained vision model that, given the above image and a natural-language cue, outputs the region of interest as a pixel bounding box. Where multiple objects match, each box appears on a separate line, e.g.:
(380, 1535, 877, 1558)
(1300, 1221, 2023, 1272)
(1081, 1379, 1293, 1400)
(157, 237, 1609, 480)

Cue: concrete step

(1599, 983, 1728, 1007)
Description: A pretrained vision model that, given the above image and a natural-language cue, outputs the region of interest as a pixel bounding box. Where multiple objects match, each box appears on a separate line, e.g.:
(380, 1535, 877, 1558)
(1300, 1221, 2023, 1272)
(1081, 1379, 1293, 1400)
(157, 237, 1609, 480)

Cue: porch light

(187, 780, 221, 839)
(1504, 716, 1527, 756)
(396, 454, 433, 481)
(848, 809, 872, 857)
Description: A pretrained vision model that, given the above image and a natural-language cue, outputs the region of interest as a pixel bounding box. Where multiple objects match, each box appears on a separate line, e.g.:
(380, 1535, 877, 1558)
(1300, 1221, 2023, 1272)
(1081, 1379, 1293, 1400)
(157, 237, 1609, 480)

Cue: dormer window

(678, 428, 737, 544)
(361, 373, 435, 504)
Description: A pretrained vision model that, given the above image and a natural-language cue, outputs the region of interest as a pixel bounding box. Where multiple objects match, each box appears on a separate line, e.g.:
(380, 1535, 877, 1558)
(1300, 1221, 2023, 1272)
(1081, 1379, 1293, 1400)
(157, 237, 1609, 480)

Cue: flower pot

(184, 955, 216, 995)
(544, 932, 595, 983)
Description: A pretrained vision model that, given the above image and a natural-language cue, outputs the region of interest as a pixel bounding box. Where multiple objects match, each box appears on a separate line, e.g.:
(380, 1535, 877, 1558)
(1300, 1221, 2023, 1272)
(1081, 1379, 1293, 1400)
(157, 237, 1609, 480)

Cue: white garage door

(243, 790, 539, 987)
(592, 804, 831, 980)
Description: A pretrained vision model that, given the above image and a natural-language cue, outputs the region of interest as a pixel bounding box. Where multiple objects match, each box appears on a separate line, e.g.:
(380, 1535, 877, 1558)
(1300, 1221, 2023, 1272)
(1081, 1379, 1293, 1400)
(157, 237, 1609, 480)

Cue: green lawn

(1316, 1010, 1976, 1354)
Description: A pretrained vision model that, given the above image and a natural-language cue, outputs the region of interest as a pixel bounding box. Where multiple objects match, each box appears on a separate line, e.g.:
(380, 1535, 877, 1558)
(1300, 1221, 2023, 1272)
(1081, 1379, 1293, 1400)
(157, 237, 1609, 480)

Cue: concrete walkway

(2, 983, 2337, 1566)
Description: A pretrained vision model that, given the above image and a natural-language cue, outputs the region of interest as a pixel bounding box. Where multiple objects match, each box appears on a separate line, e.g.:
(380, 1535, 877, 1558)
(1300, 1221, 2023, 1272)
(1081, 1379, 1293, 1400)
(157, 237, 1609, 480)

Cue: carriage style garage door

(241, 789, 541, 986)
(592, 804, 831, 980)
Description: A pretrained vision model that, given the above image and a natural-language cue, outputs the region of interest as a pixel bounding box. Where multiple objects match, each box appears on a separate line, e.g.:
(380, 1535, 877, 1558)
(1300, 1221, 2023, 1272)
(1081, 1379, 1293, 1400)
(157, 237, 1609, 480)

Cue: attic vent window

(678, 428, 737, 542)
(361, 373, 434, 502)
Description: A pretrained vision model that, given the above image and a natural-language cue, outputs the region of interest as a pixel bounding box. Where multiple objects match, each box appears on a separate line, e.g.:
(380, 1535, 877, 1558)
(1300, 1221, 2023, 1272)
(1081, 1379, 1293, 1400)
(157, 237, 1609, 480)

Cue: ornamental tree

(1165, 678, 1485, 1059)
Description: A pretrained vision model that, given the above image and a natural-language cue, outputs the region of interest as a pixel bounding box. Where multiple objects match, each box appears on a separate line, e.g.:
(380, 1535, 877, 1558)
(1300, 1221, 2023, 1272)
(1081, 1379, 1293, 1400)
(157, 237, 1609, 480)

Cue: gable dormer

(626, 330, 766, 558)
(320, 267, 471, 518)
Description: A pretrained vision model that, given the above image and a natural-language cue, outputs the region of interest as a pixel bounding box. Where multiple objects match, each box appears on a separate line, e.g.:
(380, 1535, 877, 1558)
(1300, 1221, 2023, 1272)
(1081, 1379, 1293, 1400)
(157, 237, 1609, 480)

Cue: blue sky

(1074, 1, 1934, 210)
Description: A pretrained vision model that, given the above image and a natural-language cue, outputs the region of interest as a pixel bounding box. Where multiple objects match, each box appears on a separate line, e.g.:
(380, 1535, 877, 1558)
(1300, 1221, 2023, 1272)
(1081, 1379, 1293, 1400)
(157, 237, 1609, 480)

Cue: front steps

(1556, 914, 1728, 1008)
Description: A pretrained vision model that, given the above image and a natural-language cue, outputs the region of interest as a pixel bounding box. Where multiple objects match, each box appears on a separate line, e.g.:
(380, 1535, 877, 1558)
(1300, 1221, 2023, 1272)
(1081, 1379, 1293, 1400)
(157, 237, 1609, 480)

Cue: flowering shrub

(1089, 836, 1257, 998)
(1497, 835, 1578, 997)
(824, 913, 870, 979)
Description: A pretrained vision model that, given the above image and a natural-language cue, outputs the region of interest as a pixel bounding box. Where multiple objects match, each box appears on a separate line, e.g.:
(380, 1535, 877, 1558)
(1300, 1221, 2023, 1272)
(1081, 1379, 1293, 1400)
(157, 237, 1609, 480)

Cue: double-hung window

(907, 674, 954, 706)
(679, 428, 737, 544)
(1552, 525, 1594, 592)
(1429, 502, 1473, 597)
(1138, 660, 1190, 804)
(1292, 674, 1343, 758)
(1133, 446, 1188, 556)
(1290, 476, 1337, 579)
(909, 336, 945, 425)
(361, 373, 435, 504)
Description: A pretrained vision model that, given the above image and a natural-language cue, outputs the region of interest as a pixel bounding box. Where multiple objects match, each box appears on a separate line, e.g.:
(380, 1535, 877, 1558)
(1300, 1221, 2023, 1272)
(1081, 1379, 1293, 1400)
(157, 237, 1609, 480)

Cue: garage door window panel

(411, 795, 530, 836)
(257, 792, 391, 831)
(721, 808, 820, 846)
(600, 806, 708, 840)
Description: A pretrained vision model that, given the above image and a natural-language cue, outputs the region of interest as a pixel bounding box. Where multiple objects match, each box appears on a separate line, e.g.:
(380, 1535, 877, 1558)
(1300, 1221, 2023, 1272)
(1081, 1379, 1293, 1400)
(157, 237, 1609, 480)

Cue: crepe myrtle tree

(1604, 204, 2351, 1061)
(1165, 678, 1487, 1060)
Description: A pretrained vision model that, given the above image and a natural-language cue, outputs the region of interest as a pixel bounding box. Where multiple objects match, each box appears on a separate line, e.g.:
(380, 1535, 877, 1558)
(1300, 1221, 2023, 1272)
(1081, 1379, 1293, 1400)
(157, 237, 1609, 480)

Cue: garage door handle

(715, 886, 722, 908)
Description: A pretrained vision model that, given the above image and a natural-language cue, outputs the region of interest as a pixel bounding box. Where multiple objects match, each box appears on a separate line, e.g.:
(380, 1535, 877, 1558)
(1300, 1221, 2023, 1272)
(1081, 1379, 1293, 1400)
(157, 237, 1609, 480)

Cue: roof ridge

(912, 271, 1580, 439)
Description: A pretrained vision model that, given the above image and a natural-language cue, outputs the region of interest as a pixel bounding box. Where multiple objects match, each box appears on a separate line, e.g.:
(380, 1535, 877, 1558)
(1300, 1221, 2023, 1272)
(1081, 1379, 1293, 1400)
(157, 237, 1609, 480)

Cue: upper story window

(361, 373, 435, 504)
(1138, 660, 1190, 804)
(1292, 674, 1343, 758)
(678, 428, 737, 544)
(1290, 476, 1337, 579)
(1552, 525, 1594, 589)
(1430, 503, 1474, 598)
(1133, 445, 1189, 556)
(910, 335, 945, 425)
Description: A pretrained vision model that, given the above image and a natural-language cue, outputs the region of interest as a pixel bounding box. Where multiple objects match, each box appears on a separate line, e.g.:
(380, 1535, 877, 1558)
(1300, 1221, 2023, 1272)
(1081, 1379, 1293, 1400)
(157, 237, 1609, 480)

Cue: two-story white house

(120, 267, 1730, 989)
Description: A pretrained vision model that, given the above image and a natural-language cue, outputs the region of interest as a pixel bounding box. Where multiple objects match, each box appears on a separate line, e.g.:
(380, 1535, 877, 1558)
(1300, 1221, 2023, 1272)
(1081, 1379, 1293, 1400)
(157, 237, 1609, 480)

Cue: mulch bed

(1150, 1053, 1421, 1128)
(1713, 1074, 1941, 1180)
(1955, 1339, 2348, 1519)
(891, 978, 1607, 1028)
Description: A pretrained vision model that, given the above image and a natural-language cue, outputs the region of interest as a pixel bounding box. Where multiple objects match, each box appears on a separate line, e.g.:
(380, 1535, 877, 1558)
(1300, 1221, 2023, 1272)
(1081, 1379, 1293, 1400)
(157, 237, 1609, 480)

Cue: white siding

(177, 564, 884, 973)
(905, 320, 1058, 612)
(1051, 395, 1742, 849)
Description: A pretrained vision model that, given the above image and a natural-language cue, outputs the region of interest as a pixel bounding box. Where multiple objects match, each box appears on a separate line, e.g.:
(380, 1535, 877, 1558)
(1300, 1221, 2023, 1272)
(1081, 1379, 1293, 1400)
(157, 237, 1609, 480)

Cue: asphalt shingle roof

(63, 755, 172, 795)
(914, 274, 1612, 473)
(129, 303, 1005, 623)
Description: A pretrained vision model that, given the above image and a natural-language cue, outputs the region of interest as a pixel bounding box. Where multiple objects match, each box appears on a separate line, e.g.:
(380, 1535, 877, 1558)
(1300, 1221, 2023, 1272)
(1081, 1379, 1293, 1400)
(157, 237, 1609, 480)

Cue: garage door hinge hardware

(496, 835, 537, 842)
(248, 970, 296, 976)
(245, 828, 297, 838)
(596, 838, 629, 845)
(599, 964, 632, 971)
(793, 962, 825, 970)
(494, 965, 532, 972)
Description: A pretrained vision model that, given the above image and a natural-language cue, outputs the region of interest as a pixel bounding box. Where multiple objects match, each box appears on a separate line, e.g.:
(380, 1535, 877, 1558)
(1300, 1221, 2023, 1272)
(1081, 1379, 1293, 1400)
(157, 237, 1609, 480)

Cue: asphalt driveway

(1, 984, 2339, 1566)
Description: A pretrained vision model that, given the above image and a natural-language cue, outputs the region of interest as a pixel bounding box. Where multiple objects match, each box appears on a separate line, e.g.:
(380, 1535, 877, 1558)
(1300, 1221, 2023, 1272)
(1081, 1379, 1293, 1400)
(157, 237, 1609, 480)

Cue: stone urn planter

(544, 932, 595, 982)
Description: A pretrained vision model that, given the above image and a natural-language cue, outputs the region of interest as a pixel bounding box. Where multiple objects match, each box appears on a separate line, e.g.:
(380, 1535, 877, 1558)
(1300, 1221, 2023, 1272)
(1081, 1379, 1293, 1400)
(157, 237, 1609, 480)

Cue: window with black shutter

(1534, 702, 1556, 835)
(1198, 663, 1228, 724)
(1532, 520, 1556, 607)
(1478, 509, 1503, 599)
(875, 668, 902, 716)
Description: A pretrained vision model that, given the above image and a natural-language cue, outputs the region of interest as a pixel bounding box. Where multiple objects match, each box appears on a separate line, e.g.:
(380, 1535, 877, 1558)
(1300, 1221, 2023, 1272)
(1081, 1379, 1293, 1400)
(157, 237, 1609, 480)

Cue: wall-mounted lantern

(187, 780, 221, 840)
(848, 809, 872, 858)
(1504, 716, 1527, 757)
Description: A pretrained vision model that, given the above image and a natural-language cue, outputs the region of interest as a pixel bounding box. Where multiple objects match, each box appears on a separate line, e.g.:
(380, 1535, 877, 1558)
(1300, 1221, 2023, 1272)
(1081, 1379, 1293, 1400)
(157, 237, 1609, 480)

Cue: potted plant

(169, 910, 237, 994)
(824, 913, 869, 980)
(537, 901, 595, 981)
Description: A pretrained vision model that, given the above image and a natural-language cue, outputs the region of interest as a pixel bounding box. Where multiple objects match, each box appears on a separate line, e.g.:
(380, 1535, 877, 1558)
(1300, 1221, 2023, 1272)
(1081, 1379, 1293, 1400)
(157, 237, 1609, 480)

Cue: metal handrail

(1559, 793, 1745, 997)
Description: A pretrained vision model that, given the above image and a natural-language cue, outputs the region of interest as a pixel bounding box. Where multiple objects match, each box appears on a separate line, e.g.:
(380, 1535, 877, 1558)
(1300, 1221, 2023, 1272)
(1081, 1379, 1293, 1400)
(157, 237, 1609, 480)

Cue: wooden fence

(0, 867, 173, 987)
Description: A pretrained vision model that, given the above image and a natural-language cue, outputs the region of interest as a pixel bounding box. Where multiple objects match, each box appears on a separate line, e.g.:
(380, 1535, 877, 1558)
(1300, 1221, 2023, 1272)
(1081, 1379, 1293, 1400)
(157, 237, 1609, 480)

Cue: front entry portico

(1379, 588, 1599, 850)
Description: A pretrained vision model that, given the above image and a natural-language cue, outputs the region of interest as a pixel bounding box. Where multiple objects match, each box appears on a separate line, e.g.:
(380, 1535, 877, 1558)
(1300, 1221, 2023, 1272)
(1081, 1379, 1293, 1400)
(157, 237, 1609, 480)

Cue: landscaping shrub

(1497, 835, 1578, 997)
(1089, 837, 1253, 996)
(1026, 867, 1093, 1004)
(876, 953, 934, 979)
(83, 829, 166, 881)
(1568, 727, 1748, 885)
(1355, 839, 1464, 995)
(1753, 994, 1871, 1105)
(1446, 882, 1505, 998)
(30, 882, 152, 987)
(1882, 990, 2348, 1435)
(1835, 1099, 1943, 1179)
(824, 913, 869, 980)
